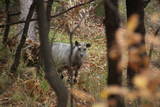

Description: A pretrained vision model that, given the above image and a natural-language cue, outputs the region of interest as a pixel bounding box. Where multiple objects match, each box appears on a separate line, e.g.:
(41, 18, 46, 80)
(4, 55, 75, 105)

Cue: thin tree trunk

(36, 0, 68, 106)
(104, 0, 122, 87)
(104, 0, 125, 106)
(19, 0, 37, 41)
(10, 0, 36, 72)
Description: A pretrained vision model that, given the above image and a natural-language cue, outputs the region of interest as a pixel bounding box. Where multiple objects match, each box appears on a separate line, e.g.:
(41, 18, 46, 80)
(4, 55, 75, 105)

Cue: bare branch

(8, 12, 21, 16)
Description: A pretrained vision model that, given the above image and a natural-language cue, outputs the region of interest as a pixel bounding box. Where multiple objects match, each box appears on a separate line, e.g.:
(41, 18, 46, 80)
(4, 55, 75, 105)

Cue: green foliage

(11, 91, 25, 101)
(95, 0, 105, 17)
(95, 4, 105, 17)
(0, 0, 5, 9)
(40, 79, 49, 92)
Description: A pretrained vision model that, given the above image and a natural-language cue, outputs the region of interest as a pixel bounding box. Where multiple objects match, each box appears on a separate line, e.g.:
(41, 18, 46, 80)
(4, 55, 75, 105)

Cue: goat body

(51, 41, 91, 83)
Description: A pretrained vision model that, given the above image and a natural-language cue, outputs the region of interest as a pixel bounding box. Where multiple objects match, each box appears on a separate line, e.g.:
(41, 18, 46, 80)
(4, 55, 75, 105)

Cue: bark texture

(36, 0, 68, 107)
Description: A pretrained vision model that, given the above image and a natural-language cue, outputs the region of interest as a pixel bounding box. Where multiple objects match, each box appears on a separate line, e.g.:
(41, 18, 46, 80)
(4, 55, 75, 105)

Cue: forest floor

(0, 19, 160, 107)
(0, 17, 108, 107)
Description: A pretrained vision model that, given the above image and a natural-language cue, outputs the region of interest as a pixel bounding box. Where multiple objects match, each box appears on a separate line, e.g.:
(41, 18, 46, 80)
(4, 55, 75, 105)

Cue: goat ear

(75, 41, 79, 46)
(86, 43, 91, 48)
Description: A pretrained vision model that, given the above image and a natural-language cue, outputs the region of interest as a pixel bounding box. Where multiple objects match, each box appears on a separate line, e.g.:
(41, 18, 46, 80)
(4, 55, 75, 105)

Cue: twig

(10, 0, 36, 72)
(0, 0, 95, 28)
(9, 12, 21, 16)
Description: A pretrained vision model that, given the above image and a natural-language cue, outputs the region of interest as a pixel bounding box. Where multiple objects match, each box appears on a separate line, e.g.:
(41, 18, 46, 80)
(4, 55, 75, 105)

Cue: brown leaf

(70, 88, 95, 103)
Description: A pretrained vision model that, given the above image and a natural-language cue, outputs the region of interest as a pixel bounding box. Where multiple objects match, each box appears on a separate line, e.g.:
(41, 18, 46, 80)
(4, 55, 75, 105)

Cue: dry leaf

(100, 86, 128, 99)
(127, 14, 139, 32)
(70, 88, 95, 103)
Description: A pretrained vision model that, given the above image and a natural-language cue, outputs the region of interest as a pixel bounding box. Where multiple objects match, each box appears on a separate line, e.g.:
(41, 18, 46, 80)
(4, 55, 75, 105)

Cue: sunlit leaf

(126, 14, 139, 32)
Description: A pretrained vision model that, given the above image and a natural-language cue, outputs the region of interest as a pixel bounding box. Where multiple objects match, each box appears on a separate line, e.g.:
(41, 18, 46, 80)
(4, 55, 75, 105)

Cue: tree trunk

(104, 0, 125, 106)
(104, 0, 122, 87)
(10, 0, 36, 72)
(36, 0, 68, 106)
(19, 0, 37, 41)
(126, 0, 148, 88)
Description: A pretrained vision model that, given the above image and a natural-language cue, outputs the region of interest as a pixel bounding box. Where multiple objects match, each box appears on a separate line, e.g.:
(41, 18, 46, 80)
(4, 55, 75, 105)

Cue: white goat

(51, 41, 91, 83)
